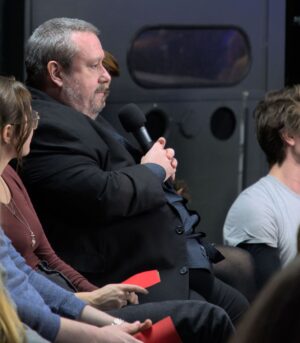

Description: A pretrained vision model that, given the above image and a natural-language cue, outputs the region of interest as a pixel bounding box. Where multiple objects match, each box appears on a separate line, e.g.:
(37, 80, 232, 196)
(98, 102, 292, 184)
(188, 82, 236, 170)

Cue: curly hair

(255, 85, 300, 166)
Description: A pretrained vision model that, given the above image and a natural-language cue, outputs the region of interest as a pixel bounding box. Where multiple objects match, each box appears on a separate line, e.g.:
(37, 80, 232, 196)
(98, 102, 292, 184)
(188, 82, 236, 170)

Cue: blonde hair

(0, 268, 26, 343)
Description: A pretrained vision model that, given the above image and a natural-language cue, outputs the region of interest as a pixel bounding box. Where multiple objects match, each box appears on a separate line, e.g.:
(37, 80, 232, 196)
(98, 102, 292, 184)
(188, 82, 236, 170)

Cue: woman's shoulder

(3, 165, 19, 181)
(3, 165, 26, 192)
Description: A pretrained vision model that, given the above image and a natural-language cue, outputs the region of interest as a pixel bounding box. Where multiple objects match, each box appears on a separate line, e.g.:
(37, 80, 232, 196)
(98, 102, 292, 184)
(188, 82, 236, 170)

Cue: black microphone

(118, 103, 153, 152)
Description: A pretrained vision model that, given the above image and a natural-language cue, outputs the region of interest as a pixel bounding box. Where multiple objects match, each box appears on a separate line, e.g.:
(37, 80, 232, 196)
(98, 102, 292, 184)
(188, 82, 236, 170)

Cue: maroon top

(0, 165, 96, 292)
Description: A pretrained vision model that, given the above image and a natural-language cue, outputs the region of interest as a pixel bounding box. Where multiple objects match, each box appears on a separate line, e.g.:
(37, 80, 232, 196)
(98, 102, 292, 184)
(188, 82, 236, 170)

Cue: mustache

(95, 86, 110, 95)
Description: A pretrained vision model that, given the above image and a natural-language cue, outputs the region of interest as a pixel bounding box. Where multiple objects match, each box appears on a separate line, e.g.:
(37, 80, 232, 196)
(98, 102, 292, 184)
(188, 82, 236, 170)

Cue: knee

(173, 300, 234, 343)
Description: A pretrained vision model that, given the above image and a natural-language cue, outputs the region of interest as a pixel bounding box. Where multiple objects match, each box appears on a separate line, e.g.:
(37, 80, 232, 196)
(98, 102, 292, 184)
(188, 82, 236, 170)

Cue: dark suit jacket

(22, 88, 190, 302)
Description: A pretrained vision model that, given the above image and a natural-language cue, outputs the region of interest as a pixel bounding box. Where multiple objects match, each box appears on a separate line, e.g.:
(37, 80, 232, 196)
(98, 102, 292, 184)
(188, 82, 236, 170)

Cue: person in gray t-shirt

(223, 85, 300, 291)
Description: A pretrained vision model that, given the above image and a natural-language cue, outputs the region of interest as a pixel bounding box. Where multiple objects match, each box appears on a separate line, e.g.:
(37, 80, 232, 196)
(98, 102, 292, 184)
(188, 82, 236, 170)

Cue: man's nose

(100, 65, 111, 83)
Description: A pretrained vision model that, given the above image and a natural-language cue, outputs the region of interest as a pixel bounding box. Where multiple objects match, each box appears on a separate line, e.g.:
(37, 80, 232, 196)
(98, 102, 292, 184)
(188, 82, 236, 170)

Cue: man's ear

(281, 130, 295, 147)
(47, 60, 64, 87)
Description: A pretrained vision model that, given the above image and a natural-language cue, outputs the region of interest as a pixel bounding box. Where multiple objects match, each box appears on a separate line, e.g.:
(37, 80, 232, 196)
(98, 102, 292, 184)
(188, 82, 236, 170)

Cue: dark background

(1, 0, 299, 85)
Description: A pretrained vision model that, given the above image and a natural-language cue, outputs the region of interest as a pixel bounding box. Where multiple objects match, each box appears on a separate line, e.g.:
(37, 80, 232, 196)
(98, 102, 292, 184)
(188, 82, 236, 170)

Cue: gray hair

(25, 17, 99, 88)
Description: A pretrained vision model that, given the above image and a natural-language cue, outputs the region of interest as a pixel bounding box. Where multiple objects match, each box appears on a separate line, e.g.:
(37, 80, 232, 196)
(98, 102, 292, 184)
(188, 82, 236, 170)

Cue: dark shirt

(145, 163, 211, 270)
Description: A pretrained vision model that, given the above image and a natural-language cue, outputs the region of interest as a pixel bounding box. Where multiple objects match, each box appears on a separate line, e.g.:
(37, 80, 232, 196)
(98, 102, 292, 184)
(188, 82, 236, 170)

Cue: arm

(224, 186, 280, 255)
(3, 164, 97, 291)
(1, 231, 62, 341)
(55, 317, 145, 343)
(26, 152, 166, 219)
(25, 134, 164, 219)
(238, 243, 281, 290)
(37, 233, 149, 309)
(6, 237, 149, 341)
(6, 234, 86, 319)
(78, 305, 151, 331)
(24, 112, 173, 219)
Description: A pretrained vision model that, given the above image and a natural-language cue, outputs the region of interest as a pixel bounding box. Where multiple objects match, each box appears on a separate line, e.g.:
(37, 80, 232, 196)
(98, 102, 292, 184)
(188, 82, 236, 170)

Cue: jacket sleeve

(23, 114, 168, 220)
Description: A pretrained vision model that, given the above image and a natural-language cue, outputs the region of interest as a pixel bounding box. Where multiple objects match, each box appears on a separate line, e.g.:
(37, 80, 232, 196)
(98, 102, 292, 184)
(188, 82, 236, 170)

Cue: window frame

(128, 25, 252, 89)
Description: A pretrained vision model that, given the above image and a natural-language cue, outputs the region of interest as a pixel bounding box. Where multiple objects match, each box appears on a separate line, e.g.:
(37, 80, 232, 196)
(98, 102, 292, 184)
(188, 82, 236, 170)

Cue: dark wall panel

(7, 0, 284, 243)
(0, 0, 25, 80)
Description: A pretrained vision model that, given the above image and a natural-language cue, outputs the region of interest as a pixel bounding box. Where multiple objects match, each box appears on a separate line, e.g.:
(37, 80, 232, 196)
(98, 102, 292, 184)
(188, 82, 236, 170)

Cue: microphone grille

(118, 103, 146, 132)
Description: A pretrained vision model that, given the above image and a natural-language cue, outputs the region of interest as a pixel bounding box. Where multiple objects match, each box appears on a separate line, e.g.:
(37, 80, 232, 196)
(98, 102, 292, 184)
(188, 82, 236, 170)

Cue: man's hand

(141, 137, 177, 181)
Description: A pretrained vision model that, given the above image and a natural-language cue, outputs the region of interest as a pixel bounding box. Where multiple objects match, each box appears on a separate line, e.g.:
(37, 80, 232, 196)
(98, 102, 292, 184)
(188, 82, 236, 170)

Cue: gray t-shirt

(223, 175, 300, 265)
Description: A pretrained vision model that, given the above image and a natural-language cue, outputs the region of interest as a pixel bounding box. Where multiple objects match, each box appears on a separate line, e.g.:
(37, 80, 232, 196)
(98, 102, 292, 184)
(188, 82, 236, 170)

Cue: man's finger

(157, 137, 166, 147)
(171, 158, 178, 169)
(166, 148, 175, 159)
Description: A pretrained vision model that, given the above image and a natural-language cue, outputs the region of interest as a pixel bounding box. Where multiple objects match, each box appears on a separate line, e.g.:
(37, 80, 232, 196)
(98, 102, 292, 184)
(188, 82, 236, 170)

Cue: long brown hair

(0, 76, 33, 162)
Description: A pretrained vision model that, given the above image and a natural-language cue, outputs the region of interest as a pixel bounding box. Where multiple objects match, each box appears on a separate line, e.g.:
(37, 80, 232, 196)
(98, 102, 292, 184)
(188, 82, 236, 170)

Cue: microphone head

(118, 103, 146, 132)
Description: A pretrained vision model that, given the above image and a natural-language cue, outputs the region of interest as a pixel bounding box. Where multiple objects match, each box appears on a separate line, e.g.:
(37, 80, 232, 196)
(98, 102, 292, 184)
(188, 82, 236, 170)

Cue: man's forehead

(71, 31, 104, 57)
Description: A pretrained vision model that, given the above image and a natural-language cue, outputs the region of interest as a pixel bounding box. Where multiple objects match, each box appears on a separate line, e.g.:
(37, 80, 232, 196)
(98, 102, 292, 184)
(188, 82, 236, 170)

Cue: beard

(62, 79, 108, 119)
